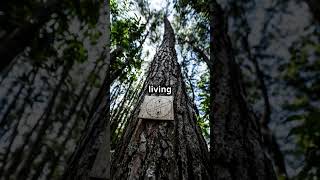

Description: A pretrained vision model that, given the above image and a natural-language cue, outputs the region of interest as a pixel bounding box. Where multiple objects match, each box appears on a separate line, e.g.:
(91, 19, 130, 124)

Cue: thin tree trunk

(110, 85, 121, 108)
(0, 67, 38, 177)
(30, 147, 54, 180)
(243, 34, 288, 179)
(111, 17, 211, 180)
(0, 68, 36, 129)
(63, 1, 110, 179)
(15, 61, 73, 179)
(45, 82, 94, 180)
(40, 63, 100, 180)
(4, 61, 72, 179)
(111, 80, 142, 148)
(208, 1, 277, 180)
(110, 80, 133, 135)
(63, 84, 110, 179)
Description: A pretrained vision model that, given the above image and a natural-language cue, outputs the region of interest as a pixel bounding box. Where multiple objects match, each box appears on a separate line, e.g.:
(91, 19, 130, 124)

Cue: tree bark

(111, 17, 211, 180)
(208, 1, 277, 180)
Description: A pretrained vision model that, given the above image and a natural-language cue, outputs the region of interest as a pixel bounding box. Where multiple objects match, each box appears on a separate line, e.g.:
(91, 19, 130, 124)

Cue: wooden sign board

(138, 96, 174, 120)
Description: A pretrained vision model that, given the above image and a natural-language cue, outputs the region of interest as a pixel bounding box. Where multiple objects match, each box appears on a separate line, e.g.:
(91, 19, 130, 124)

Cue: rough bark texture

(208, 1, 277, 180)
(111, 17, 211, 180)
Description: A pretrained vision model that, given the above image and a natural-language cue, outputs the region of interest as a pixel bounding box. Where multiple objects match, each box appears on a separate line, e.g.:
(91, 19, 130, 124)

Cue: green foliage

(110, 0, 149, 83)
(196, 71, 210, 139)
(284, 30, 320, 180)
(286, 111, 320, 179)
(0, 0, 106, 179)
(63, 39, 88, 63)
(283, 95, 309, 111)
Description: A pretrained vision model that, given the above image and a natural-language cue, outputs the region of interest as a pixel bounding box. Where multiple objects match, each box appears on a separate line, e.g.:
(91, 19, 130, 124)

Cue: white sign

(138, 96, 174, 120)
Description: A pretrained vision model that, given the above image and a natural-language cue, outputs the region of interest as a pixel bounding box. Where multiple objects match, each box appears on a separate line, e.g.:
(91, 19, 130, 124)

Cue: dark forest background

(0, 0, 319, 179)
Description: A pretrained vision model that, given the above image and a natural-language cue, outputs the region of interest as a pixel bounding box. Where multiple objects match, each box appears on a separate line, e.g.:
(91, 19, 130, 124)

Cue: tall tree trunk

(208, 1, 277, 179)
(111, 17, 211, 180)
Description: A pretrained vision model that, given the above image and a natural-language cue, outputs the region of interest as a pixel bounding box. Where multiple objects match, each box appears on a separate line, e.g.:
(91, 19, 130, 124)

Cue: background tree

(0, 0, 153, 178)
(0, 0, 113, 179)
(208, 1, 276, 179)
(171, 0, 320, 179)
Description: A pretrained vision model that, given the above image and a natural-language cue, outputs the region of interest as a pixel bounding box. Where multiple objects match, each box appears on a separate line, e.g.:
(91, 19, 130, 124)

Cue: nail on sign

(138, 96, 174, 120)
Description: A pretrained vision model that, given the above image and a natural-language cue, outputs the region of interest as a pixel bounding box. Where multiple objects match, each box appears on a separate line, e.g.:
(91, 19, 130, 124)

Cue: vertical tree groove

(63, 46, 110, 180)
(208, 1, 277, 180)
(63, 1, 110, 179)
(111, 17, 211, 180)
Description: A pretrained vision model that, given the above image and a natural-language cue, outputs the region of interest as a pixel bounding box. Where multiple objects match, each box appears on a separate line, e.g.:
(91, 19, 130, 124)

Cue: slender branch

(178, 37, 212, 68)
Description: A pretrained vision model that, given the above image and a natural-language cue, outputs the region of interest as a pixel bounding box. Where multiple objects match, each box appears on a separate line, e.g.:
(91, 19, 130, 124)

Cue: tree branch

(178, 37, 212, 68)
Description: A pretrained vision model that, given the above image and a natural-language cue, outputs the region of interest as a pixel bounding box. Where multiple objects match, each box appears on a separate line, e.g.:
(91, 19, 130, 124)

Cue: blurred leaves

(286, 111, 320, 179)
(283, 27, 320, 179)
(0, 0, 107, 179)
